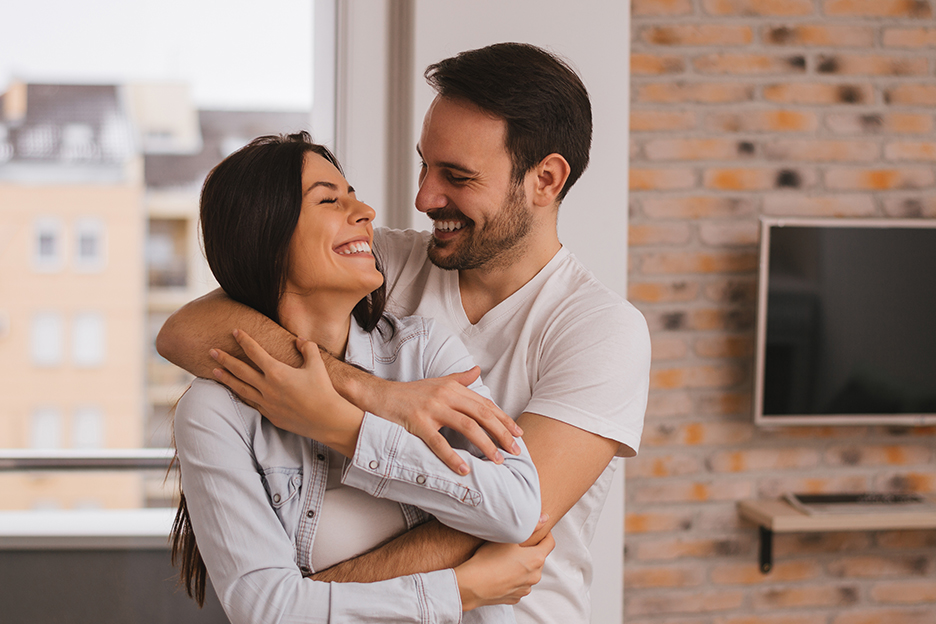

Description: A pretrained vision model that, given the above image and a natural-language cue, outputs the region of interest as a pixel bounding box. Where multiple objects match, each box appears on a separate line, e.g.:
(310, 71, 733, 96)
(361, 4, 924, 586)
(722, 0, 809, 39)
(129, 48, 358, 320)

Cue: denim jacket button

(307, 510, 315, 518)
(416, 475, 427, 485)
(272, 493, 281, 503)
(368, 460, 379, 470)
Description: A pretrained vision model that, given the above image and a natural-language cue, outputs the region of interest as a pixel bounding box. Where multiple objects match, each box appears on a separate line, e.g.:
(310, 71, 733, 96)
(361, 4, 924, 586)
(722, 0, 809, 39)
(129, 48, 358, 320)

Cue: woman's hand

(453, 532, 555, 611)
(209, 329, 364, 457)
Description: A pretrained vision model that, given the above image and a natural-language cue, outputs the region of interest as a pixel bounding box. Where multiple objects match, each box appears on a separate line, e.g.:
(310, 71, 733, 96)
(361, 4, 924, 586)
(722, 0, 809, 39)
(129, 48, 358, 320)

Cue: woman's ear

(530, 153, 571, 208)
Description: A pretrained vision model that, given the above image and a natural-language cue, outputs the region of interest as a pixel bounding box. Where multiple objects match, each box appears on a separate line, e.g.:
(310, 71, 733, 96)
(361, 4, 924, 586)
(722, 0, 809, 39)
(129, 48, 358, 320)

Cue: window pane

(30, 407, 62, 449)
(72, 406, 105, 449)
(72, 312, 105, 367)
(31, 312, 63, 366)
(33, 217, 63, 272)
(74, 217, 106, 271)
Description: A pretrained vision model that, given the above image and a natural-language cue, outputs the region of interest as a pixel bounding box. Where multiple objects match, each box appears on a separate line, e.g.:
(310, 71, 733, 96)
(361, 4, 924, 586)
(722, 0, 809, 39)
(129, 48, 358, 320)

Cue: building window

(30, 407, 62, 449)
(72, 312, 106, 367)
(33, 217, 64, 272)
(147, 218, 188, 288)
(74, 218, 106, 271)
(72, 406, 105, 449)
(31, 312, 63, 366)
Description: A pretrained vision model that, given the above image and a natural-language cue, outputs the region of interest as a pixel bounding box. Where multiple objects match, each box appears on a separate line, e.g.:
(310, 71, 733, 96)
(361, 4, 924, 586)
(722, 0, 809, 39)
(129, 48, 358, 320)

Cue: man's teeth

(337, 241, 371, 255)
(435, 220, 465, 233)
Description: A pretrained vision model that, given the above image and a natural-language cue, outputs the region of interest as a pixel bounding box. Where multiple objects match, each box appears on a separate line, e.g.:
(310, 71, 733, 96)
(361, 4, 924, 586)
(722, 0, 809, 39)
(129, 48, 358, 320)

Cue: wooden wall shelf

(737, 498, 936, 573)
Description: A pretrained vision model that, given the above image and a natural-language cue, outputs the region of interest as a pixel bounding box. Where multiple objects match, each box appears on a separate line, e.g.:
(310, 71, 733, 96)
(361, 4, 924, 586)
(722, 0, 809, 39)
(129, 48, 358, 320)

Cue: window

(72, 312, 105, 367)
(147, 218, 188, 287)
(30, 407, 62, 449)
(73, 218, 106, 271)
(72, 406, 105, 449)
(31, 312, 63, 366)
(33, 217, 64, 272)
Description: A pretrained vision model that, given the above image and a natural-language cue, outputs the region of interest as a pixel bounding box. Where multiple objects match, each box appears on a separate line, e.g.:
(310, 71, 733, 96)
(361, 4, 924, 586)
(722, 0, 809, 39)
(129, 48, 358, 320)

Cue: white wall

(331, 2, 631, 621)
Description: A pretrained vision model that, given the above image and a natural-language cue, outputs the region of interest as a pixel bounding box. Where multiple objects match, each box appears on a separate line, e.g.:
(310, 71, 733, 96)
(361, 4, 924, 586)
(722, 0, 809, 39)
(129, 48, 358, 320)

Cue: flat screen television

(754, 218, 936, 426)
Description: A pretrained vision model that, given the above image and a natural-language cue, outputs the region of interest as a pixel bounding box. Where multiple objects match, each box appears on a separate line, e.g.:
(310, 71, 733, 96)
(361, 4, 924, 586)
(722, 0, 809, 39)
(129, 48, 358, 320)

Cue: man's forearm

(311, 519, 482, 583)
(156, 288, 301, 377)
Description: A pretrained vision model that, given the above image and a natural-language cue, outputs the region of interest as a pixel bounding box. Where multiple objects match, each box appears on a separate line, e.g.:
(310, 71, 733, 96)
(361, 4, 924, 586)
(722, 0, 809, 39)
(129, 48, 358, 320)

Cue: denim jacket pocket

(262, 467, 303, 509)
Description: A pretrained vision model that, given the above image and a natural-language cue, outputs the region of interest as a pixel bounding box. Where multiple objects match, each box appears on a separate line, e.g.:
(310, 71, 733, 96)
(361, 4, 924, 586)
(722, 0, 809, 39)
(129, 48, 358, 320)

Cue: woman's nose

(351, 199, 376, 223)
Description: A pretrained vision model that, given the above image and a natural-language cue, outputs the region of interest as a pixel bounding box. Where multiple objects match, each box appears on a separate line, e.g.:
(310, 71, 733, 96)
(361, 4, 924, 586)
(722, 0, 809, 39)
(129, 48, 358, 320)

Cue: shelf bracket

(758, 525, 773, 574)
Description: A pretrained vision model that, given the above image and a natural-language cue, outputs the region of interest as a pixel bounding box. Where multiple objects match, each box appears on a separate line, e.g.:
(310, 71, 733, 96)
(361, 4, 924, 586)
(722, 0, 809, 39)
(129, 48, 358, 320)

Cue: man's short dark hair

(425, 42, 592, 202)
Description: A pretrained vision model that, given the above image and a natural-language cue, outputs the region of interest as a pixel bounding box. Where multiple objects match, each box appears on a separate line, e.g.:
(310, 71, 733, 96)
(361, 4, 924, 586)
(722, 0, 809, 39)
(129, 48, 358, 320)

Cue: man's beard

(427, 183, 533, 271)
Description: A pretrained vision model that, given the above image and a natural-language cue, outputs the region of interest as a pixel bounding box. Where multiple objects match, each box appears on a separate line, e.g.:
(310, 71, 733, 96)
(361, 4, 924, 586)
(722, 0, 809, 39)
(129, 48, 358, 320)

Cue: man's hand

(355, 367, 523, 474)
(209, 329, 363, 457)
(454, 532, 555, 611)
(211, 329, 523, 474)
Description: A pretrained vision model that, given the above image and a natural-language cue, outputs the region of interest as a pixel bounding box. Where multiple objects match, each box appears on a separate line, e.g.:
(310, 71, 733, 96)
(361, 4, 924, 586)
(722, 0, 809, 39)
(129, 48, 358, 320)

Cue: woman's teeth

(337, 241, 371, 255)
(435, 220, 465, 232)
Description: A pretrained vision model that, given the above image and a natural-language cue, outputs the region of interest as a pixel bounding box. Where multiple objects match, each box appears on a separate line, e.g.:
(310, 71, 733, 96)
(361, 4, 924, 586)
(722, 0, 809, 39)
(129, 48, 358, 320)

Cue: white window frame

(72, 312, 106, 367)
(33, 217, 65, 273)
(73, 217, 107, 272)
(30, 311, 64, 367)
(30, 407, 62, 449)
(71, 406, 105, 450)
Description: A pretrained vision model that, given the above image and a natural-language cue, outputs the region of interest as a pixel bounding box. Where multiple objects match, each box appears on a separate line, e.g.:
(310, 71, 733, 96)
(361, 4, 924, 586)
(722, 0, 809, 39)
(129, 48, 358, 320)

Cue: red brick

(704, 167, 817, 191)
(650, 336, 690, 361)
(883, 27, 936, 48)
(872, 580, 936, 603)
(646, 138, 755, 161)
(831, 608, 936, 624)
(764, 82, 873, 105)
(624, 510, 695, 533)
(773, 531, 871, 557)
(885, 141, 936, 161)
(630, 167, 697, 191)
(874, 471, 936, 492)
(826, 112, 934, 135)
(710, 560, 821, 585)
(699, 221, 761, 247)
(631, 109, 697, 132)
(641, 421, 754, 447)
(825, 167, 935, 190)
(641, 25, 753, 46)
(636, 82, 755, 104)
(696, 504, 749, 531)
(752, 584, 860, 609)
(631, 53, 686, 75)
(630, 533, 755, 559)
(632, 0, 694, 16)
(694, 53, 807, 74)
(825, 444, 934, 466)
(766, 139, 879, 162)
(696, 391, 753, 415)
(762, 24, 876, 47)
(757, 475, 872, 499)
(886, 84, 936, 105)
(827, 555, 932, 578)
(703, 279, 758, 304)
(817, 54, 929, 76)
(823, 0, 933, 18)
(627, 589, 745, 616)
(708, 448, 821, 473)
(625, 564, 707, 588)
(883, 195, 936, 217)
(645, 391, 694, 417)
(695, 335, 755, 359)
(763, 193, 876, 217)
(703, 0, 815, 15)
(705, 109, 819, 133)
(628, 223, 694, 247)
(643, 196, 757, 219)
(628, 280, 698, 302)
(877, 531, 936, 549)
(639, 250, 758, 274)
(645, 307, 755, 333)
(719, 615, 829, 624)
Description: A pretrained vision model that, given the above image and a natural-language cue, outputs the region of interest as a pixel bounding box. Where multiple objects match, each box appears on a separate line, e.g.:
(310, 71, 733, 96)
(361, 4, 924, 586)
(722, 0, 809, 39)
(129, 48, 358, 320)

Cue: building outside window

(30, 311, 63, 366)
(29, 407, 62, 449)
(33, 217, 64, 272)
(72, 312, 105, 367)
(71, 406, 105, 449)
(73, 218, 106, 272)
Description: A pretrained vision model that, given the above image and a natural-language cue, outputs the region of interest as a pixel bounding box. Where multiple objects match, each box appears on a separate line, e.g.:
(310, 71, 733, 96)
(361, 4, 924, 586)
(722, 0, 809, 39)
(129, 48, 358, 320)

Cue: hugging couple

(159, 42, 650, 624)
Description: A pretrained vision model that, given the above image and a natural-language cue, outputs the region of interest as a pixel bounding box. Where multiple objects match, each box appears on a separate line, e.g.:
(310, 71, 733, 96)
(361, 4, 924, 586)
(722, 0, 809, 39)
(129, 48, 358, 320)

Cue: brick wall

(626, 1, 936, 622)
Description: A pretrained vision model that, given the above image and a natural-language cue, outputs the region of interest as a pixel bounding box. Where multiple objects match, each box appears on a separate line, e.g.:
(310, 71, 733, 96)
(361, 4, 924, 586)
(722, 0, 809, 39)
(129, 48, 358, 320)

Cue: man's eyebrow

(415, 145, 478, 176)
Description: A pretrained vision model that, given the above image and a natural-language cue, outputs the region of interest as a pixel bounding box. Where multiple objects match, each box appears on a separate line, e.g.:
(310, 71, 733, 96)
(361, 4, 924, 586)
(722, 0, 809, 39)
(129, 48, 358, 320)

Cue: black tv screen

(754, 218, 936, 426)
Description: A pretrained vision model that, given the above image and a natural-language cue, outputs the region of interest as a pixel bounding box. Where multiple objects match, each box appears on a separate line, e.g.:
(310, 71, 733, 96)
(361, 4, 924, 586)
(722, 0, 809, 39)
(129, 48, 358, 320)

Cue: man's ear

(529, 153, 571, 208)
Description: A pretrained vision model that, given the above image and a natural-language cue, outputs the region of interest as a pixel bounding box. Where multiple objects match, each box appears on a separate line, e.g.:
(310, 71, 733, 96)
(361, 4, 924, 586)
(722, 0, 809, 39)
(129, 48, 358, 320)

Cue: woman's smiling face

(284, 152, 384, 299)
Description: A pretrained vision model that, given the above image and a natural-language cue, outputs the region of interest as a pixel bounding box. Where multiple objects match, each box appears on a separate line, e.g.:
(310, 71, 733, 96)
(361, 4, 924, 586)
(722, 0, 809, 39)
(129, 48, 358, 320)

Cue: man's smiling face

(415, 96, 534, 271)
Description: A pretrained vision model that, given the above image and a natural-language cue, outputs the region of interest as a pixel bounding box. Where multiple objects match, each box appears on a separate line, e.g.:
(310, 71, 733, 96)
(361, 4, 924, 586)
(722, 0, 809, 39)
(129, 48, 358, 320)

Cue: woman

(171, 132, 548, 624)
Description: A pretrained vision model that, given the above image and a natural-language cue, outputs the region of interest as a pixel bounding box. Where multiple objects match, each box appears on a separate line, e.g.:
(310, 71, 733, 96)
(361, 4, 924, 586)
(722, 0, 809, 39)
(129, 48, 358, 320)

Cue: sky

(1, 0, 313, 111)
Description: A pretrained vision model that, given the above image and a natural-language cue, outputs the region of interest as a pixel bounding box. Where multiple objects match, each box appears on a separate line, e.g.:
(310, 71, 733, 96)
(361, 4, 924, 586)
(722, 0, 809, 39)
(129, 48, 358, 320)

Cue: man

(158, 42, 650, 623)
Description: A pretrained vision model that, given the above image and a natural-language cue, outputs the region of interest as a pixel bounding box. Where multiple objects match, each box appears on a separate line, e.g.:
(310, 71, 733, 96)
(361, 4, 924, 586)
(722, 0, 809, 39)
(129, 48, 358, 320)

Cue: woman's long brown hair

(168, 133, 389, 606)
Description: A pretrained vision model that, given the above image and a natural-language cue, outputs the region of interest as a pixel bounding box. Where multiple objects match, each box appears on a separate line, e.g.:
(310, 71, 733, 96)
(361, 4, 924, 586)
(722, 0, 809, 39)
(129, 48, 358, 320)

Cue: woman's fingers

(232, 329, 278, 371)
(423, 430, 471, 475)
(211, 365, 264, 406)
(211, 348, 264, 389)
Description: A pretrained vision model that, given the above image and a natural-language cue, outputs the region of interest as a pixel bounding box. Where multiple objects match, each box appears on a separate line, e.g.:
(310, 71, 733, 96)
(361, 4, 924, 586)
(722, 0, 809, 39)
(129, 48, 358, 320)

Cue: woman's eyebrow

(303, 181, 355, 196)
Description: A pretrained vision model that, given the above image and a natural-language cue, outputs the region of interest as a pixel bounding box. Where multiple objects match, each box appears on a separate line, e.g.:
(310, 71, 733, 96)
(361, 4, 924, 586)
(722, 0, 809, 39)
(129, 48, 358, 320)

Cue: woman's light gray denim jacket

(175, 314, 541, 624)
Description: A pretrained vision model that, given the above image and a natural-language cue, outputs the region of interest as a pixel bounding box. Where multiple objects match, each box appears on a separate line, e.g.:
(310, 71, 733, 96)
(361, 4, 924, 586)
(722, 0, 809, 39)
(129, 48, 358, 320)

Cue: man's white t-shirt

(374, 228, 651, 624)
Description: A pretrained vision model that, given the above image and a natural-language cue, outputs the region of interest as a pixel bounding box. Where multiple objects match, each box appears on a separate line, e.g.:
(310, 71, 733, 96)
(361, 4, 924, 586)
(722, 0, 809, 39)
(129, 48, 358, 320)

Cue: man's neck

(457, 233, 561, 324)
